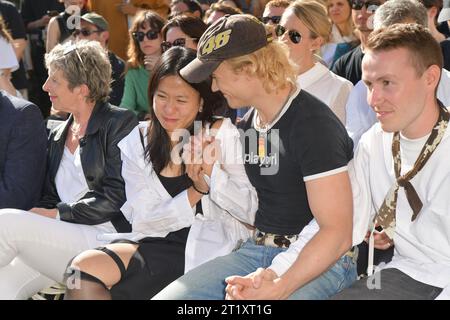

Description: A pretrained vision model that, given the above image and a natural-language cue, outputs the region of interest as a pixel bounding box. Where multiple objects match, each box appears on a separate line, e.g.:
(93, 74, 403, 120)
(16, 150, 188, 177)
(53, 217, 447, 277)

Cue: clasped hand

(182, 132, 221, 191)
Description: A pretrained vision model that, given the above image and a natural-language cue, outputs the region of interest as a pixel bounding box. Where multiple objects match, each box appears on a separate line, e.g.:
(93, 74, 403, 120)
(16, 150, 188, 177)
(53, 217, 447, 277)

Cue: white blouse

(297, 62, 353, 124)
(55, 146, 116, 233)
(55, 146, 88, 205)
(98, 118, 258, 273)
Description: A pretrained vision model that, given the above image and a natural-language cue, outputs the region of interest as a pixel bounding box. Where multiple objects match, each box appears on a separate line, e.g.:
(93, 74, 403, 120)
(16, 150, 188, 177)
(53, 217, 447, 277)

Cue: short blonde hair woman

(277, 0, 353, 123)
(0, 40, 138, 299)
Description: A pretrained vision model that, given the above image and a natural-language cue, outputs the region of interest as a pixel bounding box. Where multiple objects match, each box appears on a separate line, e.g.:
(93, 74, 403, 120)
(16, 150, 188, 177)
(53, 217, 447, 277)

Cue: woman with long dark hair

(65, 47, 257, 300)
(120, 10, 165, 120)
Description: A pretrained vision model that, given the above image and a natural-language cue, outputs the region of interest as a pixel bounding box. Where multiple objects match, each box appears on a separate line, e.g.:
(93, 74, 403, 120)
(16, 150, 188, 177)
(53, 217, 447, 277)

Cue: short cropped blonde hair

(225, 40, 298, 94)
(45, 40, 112, 103)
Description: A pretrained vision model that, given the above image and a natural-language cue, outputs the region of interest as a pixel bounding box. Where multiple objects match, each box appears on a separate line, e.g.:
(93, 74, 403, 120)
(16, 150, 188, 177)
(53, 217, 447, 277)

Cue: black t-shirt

(238, 90, 353, 235)
(21, 0, 64, 32)
(0, 1, 28, 90)
(332, 45, 364, 86)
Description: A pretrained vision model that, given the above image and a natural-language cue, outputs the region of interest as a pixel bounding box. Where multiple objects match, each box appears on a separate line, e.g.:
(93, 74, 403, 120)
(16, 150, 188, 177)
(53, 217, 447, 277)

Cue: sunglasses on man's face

(73, 28, 102, 37)
(351, 0, 381, 12)
(132, 30, 159, 42)
(261, 15, 281, 25)
(275, 25, 302, 44)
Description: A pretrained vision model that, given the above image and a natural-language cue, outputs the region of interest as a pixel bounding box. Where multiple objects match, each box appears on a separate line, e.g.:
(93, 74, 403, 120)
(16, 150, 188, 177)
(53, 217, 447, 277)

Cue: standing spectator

(21, 0, 65, 117)
(120, 10, 164, 120)
(0, 0, 28, 99)
(46, 0, 88, 53)
(74, 12, 125, 106)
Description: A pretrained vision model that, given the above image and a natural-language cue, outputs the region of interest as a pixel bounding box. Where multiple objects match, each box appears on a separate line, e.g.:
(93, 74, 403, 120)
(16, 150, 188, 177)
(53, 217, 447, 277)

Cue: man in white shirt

(333, 23, 450, 300)
(346, 0, 450, 147)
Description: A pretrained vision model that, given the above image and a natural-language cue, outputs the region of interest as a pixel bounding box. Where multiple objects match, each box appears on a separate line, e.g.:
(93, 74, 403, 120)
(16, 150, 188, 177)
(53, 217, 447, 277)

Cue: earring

(199, 99, 204, 112)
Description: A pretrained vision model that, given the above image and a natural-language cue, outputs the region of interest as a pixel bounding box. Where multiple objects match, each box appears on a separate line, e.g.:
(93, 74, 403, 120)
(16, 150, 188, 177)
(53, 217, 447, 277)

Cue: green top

(120, 65, 150, 117)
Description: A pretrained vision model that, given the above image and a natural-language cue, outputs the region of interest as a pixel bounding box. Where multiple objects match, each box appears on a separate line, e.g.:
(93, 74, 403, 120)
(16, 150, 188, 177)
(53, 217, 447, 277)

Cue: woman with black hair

(64, 47, 257, 300)
(161, 15, 207, 52)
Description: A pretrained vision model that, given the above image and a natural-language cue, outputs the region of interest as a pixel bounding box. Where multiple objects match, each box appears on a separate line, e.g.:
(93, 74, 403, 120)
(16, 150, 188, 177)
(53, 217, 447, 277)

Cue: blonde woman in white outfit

(276, 1, 353, 124)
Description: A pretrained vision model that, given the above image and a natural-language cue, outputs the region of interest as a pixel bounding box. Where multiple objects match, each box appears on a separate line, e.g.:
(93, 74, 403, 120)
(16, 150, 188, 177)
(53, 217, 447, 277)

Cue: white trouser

(0, 209, 111, 299)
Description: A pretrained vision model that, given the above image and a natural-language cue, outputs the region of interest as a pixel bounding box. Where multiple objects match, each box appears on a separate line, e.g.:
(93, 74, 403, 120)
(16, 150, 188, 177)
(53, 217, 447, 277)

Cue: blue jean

(153, 239, 357, 300)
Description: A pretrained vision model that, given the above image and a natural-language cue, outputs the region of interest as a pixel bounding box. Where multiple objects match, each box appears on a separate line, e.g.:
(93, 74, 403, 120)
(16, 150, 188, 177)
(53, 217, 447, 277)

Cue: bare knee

(68, 249, 121, 288)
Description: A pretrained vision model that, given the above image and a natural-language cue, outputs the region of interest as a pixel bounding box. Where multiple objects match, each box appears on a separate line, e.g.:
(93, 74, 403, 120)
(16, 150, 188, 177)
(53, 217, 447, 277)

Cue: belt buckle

(254, 230, 297, 248)
(345, 246, 358, 262)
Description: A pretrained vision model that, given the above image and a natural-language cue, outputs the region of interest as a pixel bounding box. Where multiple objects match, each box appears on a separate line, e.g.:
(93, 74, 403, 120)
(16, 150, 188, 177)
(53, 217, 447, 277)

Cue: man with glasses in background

(261, 0, 289, 38)
(332, 0, 386, 85)
(74, 12, 125, 106)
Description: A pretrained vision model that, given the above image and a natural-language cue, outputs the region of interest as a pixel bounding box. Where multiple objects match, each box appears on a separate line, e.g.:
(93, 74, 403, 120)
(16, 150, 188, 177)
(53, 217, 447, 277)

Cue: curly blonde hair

(225, 40, 298, 94)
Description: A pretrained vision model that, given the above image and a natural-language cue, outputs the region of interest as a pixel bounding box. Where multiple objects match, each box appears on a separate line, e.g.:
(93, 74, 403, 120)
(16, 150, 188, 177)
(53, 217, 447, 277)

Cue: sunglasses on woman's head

(351, 0, 381, 12)
(275, 25, 302, 44)
(261, 15, 281, 24)
(132, 30, 159, 42)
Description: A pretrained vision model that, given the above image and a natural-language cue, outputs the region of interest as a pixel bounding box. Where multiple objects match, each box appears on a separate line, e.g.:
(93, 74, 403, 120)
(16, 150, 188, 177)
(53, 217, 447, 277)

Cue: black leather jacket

(37, 102, 138, 232)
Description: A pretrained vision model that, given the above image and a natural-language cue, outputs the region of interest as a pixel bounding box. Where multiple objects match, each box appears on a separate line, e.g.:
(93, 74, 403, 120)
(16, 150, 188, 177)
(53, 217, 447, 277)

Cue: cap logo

(201, 29, 232, 56)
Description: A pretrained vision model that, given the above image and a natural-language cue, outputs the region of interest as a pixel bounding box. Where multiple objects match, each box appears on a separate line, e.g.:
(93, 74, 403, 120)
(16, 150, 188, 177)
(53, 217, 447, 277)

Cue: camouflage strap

(373, 104, 450, 240)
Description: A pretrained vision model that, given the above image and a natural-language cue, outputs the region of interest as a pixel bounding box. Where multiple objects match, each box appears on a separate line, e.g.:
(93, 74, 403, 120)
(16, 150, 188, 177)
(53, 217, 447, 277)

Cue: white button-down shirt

(98, 118, 258, 272)
(297, 62, 353, 124)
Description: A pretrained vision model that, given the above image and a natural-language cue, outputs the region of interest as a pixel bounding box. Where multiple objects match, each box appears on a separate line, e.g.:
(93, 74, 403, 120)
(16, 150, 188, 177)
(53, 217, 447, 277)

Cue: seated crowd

(0, 0, 450, 300)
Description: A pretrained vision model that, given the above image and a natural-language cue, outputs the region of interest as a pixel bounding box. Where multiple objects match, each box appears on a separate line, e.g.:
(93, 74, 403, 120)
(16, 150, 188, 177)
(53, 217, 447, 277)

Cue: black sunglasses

(261, 15, 281, 24)
(351, 0, 381, 12)
(132, 30, 159, 42)
(161, 38, 198, 52)
(73, 28, 102, 37)
(275, 25, 302, 44)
